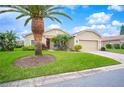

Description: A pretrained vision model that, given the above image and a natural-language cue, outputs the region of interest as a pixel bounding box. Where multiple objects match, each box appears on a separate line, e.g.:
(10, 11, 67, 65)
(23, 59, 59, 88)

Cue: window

(76, 40, 79, 44)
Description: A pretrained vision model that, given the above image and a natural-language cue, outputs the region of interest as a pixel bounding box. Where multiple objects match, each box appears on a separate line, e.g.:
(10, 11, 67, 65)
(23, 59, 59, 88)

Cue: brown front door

(46, 38, 50, 49)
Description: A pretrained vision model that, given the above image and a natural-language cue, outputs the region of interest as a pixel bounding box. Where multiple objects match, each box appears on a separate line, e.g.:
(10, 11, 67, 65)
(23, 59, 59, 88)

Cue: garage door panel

(79, 40, 98, 51)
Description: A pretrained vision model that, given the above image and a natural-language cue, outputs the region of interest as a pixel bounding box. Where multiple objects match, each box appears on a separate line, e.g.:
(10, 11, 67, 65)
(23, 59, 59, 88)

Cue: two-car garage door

(79, 40, 98, 51)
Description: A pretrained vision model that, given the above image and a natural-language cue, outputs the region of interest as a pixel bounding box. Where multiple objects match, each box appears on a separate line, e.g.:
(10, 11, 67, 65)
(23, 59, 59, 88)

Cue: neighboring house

(101, 35, 124, 47)
(23, 28, 69, 49)
(16, 40, 24, 46)
(67, 29, 101, 51)
(23, 28, 102, 51)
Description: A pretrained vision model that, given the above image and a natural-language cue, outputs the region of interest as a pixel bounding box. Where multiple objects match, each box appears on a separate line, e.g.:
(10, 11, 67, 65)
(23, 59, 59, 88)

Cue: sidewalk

(1, 63, 124, 87)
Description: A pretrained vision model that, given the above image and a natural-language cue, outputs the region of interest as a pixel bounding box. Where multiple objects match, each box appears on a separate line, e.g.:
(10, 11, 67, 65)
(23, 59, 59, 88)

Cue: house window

(75, 40, 79, 44)
(31, 40, 35, 45)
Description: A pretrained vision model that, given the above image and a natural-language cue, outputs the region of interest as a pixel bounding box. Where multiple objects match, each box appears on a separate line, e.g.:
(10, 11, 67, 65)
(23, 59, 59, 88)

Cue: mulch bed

(14, 55, 55, 67)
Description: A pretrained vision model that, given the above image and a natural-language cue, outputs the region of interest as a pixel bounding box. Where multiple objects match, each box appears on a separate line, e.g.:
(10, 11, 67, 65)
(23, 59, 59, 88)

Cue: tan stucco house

(23, 28, 69, 49)
(67, 30, 101, 51)
(23, 28, 102, 51)
(101, 35, 124, 47)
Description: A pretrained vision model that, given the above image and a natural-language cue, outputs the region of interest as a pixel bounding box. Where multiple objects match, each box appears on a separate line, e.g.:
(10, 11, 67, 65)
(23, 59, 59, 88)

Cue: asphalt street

(43, 68, 124, 87)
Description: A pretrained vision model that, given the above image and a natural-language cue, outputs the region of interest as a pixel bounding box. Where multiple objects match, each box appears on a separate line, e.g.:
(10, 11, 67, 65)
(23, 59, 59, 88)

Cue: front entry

(46, 38, 50, 49)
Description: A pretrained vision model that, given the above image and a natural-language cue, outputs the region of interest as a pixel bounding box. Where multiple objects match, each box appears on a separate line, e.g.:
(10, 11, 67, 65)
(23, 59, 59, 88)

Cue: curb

(1, 64, 124, 87)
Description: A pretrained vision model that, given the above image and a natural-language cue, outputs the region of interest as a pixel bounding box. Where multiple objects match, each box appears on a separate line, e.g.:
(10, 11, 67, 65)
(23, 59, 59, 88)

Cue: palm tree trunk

(32, 16, 44, 56)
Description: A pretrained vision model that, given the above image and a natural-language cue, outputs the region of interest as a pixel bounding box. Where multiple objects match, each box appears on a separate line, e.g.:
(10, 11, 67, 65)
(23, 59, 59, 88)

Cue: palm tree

(0, 5, 72, 55)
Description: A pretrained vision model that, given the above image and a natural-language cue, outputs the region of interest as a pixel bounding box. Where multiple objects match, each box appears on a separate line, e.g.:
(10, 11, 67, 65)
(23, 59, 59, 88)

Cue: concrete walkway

(86, 51, 124, 63)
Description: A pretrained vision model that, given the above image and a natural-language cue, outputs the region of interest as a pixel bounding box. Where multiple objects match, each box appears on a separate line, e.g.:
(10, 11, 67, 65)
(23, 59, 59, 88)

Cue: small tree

(51, 34, 71, 50)
(120, 25, 124, 35)
(74, 45, 82, 51)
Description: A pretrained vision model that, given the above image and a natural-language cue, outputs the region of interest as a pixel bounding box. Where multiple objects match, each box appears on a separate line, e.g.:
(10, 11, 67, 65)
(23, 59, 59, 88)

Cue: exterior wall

(24, 34, 46, 46)
(102, 40, 124, 47)
(24, 34, 33, 46)
(67, 37, 75, 50)
(43, 29, 68, 49)
(24, 29, 68, 49)
(23, 29, 101, 51)
(101, 36, 124, 47)
(44, 29, 67, 38)
(75, 31, 100, 40)
(74, 31, 101, 51)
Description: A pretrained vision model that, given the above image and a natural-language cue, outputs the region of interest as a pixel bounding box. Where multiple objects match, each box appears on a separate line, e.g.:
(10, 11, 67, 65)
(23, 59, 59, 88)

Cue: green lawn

(107, 49, 124, 54)
(0, 50, 120, 83)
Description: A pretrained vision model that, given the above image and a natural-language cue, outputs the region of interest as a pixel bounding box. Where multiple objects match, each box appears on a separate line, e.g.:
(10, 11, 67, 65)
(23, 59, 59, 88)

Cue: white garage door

(79, 40, 98, 51)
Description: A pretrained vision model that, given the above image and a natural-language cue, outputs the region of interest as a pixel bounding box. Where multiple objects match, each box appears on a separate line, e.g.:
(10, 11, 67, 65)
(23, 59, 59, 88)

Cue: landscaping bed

(0, 50, 120, 83)
(15, 55, 55, 67)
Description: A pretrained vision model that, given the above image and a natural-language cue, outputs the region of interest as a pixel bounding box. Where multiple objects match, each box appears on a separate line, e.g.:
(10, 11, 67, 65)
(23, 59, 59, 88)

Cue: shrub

(74, 45, 82, 51)
(101, 47, 106, 51)
(113, 44, 120, 49)
(106, 44, 112, 49)
(15, 44, 24, 48)
(121, 43, 124, 49)
(22, 45, 35, 51)
(0, 30, 17, 51)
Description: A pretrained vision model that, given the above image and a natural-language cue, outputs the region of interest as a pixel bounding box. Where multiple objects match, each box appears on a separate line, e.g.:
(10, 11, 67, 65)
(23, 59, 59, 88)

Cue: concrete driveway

(86, 51, 124, 63)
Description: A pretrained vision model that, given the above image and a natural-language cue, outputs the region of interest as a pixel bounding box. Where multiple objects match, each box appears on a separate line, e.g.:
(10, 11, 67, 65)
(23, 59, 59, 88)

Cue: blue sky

(0, 5, 124, 39)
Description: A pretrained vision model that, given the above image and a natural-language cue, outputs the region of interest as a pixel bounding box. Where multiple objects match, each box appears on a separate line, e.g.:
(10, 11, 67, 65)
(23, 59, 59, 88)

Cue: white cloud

(47, 24, 60, 30)
(72, 24, 106, 33)
(72, 26, 90, 33)
(72, 23, 121, 36)
(20, 30, 30, 35)
(108, 5, 123, 12)
(112, 20, 124, 26)
(91, 24, 106, 30)
(73, 25, 106, 33)
(87, 12, 112, 25)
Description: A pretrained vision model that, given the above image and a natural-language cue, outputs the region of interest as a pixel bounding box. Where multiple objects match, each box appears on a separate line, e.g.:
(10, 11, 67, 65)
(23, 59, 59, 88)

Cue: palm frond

(16, 14, 28, 19)
(46, 16, 55, 21)
(53, 17, 62, 24)
(48, 12, 72, 20)
(24, 17, 32, 26)
(0, 5, 13, 8)
(47, 6, 64, 12)
(13, 6, 30, 15)
(46, 16, 62, 24)
(0, 9, 19, 14)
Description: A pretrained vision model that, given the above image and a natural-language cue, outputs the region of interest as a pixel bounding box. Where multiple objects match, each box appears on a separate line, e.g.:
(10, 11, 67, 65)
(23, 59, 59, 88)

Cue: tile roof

(101, 35, 124, 41)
